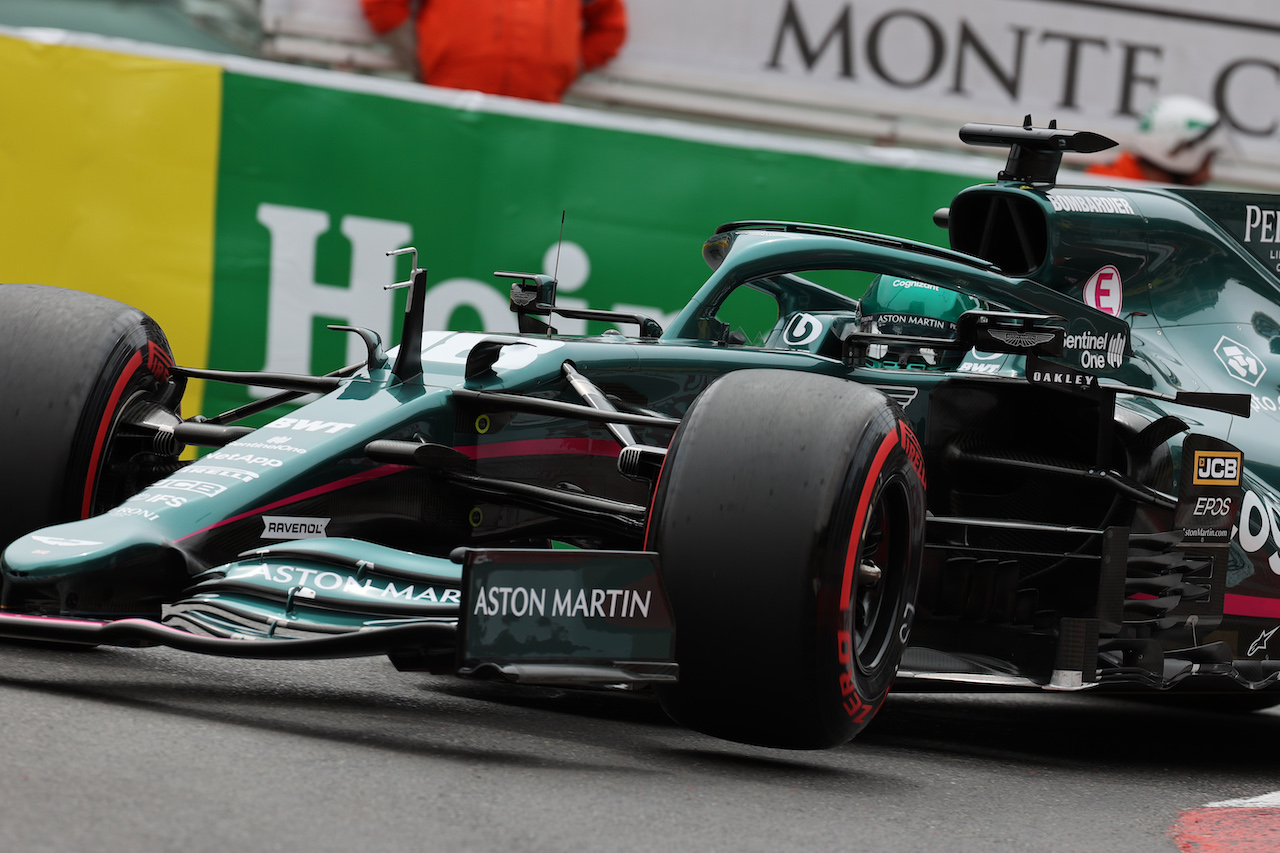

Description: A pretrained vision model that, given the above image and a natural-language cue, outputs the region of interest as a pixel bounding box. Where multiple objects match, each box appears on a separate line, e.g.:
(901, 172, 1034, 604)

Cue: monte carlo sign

(609, 0, 1280, 162)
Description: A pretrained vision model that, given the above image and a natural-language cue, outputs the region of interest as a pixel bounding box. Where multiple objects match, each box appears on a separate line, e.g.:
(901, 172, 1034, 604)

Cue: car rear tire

(648, 369, 926, 749)
(0, 284, 183, 550)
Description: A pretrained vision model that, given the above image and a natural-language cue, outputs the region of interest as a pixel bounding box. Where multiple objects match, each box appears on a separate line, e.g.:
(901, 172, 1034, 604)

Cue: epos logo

(1082, 265, 1123, 317)
(1193, 450, 1242, 486)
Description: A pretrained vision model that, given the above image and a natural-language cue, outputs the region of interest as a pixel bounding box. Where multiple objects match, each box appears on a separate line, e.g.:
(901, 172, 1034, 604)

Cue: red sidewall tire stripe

(80, 350, 145, 519)
(839, 425, 900, 607)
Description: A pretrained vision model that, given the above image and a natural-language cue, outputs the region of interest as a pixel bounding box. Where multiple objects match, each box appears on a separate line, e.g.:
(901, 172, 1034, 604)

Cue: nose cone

(3, 516, 169, 582)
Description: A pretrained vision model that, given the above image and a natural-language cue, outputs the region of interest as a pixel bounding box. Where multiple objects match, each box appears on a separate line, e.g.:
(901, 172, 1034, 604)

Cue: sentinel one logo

(1215, 336, 1266, 386)
(1192, 450, 1242, 486)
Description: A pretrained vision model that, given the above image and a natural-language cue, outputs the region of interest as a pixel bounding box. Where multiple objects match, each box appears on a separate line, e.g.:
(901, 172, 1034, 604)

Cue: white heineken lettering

(256, 204, 409, 390)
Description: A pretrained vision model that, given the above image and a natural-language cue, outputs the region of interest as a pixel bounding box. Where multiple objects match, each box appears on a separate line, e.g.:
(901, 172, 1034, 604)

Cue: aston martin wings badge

(987, 328, 1058, 348)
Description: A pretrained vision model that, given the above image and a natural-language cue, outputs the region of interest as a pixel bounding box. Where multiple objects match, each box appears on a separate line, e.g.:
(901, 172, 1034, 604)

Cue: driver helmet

(1131, 95, 1225, 178)
(858, 275, 981, 369)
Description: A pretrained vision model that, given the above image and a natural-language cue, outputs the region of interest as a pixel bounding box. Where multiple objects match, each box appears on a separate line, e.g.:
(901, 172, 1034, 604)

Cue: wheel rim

(853, 476, 912, 676)
(84, 387, 180, 516)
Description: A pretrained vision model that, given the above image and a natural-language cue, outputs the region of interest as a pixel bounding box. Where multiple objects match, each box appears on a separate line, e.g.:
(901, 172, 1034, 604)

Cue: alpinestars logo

(1215, 336, 1266, 386)
(1249, 625, 1278, 657)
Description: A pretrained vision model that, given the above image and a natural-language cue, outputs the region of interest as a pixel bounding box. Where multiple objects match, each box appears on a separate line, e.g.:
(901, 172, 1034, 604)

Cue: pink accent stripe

(840, 427, 900, 608)
(176, 438, 618, 544)
(0, 612, 107, 627)
(1224, 593, 1280, 619)
(453, 438, 622, 460)
(177, 465, 411, 543)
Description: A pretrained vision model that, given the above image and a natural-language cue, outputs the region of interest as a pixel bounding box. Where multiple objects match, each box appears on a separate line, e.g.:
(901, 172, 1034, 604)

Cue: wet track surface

(0, 642, 1276, 853)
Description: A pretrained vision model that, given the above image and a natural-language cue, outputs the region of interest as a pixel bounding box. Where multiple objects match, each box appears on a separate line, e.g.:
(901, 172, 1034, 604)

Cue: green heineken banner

(0, 29, 990, 419)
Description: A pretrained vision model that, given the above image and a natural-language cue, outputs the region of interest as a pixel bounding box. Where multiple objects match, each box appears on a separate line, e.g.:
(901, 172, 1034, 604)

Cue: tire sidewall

(66, 321, 177, 518)
(0, 285, 179, 546)
(817, 411, 926, 742)
(651, 369, 926, 749)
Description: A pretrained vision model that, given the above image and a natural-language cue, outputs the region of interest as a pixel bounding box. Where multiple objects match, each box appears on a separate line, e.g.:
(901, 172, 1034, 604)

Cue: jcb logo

(1193, 451, 1242, 485)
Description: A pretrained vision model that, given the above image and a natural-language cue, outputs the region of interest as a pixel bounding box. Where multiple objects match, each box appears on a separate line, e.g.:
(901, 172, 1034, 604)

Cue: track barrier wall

(0, 28, 993, 417)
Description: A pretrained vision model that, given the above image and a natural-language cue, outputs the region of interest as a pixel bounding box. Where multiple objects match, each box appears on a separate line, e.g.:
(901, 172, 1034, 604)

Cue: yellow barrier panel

(0, 34, 220, 414)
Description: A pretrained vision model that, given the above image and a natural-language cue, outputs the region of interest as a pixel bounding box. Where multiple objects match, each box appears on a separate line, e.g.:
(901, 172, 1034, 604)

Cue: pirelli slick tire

(648, 369, 925, 749)
(0, 284, 182, 550)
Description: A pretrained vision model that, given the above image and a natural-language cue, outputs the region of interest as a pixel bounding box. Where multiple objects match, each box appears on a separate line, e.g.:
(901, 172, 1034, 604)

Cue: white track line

(1206, 791, 1280, 808)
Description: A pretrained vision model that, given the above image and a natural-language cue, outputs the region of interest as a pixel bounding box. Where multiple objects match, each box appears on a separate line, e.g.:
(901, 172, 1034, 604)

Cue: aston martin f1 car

(3, 120, 1279, 750)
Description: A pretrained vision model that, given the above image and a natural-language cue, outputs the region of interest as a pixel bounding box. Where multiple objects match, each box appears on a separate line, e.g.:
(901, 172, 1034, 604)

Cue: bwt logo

(1193, 450, 1241, 486)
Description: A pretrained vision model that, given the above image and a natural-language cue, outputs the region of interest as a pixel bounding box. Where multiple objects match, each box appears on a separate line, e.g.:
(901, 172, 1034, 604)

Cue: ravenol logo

(1193, 450, 1242, 486)
(1215, 336, 1266, 386)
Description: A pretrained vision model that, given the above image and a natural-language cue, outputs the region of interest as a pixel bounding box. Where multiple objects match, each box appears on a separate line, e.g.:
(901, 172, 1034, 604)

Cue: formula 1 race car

(3, 119, 1279, 750)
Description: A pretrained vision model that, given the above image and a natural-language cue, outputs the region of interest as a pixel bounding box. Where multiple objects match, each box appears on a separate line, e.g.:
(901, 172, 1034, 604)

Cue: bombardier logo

(1193, 451, 1242, 486)
(261, 516, 331, 540)
(1048, 194, 1136, 215)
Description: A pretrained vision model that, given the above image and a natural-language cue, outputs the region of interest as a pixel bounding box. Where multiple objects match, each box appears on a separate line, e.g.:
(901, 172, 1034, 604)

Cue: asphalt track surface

(0, 642, 1276, 853)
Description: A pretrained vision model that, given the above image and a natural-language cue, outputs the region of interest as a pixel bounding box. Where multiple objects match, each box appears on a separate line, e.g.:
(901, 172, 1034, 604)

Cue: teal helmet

(858, 275, 982, 369)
